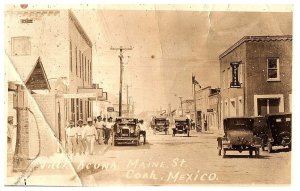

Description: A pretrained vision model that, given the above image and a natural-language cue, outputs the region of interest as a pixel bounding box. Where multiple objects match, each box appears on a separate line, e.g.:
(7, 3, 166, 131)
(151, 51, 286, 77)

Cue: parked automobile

(217, 117, 262, 157)
(151, 116, 170, 135)
(252, 116, 272, 151)
(113, 117, 140, 146)
(172, 117, 190, 137)
(265, 113, 292, 153)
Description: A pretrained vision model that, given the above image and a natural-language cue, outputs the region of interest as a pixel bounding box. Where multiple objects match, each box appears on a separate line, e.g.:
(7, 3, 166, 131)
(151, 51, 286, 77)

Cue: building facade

(5, 7, 104, 151)
(219, 35, 292, 128)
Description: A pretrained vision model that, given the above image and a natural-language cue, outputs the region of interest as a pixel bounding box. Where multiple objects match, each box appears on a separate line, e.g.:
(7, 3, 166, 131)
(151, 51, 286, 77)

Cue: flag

(192, 74, 201, 88)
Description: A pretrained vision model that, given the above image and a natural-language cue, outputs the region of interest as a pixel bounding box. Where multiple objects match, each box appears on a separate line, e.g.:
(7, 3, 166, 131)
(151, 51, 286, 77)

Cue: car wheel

(255, 148, 260, 157)
(187, 130, 190, 137)
(136, 140, 139, 146)
(218, 148, 222, 156)
(249, 150, 253, 157)
(222, 149, 227, 158)
(165, 130, 167, 135)
(267, 142, 273, 153)
(262, 144, 265, 151)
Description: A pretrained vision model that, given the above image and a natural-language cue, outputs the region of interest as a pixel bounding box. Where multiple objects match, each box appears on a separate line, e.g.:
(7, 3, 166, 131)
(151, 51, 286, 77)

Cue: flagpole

(193, 79, 197, 132)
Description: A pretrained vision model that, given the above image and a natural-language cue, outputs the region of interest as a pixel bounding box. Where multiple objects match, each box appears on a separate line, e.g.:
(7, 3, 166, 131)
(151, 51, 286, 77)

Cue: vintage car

(113, 117, 140, 146)
(252, 116, 272, 151)
(151, 117, 170, 135)
(217, 117, 262, 157)
(172, 117, 190, 137)
(265, 113, 292, 153)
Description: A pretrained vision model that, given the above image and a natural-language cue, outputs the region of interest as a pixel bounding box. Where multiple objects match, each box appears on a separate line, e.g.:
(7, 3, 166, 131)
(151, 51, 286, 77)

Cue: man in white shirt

(95, 116, 104, 145)
(104, 117, 114, 145)
(76, 119, 86, 155)
(83, 117, 98, 155)
(138, 120, 147, 144)
(65, 120, 77, 155)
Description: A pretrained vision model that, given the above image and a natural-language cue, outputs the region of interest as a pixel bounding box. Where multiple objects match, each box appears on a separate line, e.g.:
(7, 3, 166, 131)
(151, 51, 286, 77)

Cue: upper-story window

(267, 58, 280, 81)
(222, 70, 226, 89)
(11, 37, 30, 56)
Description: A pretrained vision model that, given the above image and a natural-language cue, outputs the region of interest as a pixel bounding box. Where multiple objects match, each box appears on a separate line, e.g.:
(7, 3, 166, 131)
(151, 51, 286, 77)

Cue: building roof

(68, 10, 92, 48)
(219, 35, 292, 59)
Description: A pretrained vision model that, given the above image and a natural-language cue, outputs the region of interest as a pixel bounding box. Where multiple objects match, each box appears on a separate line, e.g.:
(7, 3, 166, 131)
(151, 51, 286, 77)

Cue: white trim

(267, 58, 280, 81)
(254, 94, 284, 116)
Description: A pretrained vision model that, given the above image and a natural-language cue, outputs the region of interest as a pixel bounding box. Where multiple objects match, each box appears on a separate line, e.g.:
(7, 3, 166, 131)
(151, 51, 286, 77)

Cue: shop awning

(61, 86, 107, 101)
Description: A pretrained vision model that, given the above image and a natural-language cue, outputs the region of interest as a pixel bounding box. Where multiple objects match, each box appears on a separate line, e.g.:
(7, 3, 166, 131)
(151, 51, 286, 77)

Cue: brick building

(219, 35, 292, 128)
(5, 8, 105, 153)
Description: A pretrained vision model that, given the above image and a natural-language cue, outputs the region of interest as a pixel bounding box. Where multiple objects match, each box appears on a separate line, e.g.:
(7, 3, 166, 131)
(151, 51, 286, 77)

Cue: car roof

(155, 117, 167, 119)
(174, 117, 188, 121)
(224, 117, 253, 120)
(265, 112, 292, 117)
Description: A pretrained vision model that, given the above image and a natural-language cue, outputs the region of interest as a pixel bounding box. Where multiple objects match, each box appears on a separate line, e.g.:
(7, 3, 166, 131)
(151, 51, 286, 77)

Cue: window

(227, 68, 231, 88)
(70, 42, 72, 71)
(81, 53, 84, 79)
(71, 98, 75, 121)
(76, 98, 79, 121)
(80, 100, 83, 119)
(79, 51, 82, 78)
(85, 56, 87, 81)
(76, 48, 78, 76)
(256, 97, 281, 116)
(89, 61, 92, 83)
(11, 37, 30, 56)
(267, 58, 280, 81)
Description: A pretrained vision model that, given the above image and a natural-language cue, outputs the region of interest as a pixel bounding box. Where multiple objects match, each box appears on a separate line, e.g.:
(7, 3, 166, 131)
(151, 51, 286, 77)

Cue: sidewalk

(5, 143, 111, 186)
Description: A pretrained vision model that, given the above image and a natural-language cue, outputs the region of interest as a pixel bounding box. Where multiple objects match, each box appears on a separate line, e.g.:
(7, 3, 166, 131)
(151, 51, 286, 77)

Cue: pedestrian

(104, 117, 114, 145)
(95, 116, 104, 145)
(83, 117, 98, 155)
(7, 116, 16, 155)
(76, 119, 86, 155)
(204, 119, 208, 132)
(65, 120, 77, 156)
(138, 120, 147, 144)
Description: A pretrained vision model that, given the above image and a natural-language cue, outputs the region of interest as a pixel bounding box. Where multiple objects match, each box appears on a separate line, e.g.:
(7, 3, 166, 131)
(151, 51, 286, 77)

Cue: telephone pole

(179, 96, 183, 117)
(111, 46, 132, 117)
(126, 85, 132, 117)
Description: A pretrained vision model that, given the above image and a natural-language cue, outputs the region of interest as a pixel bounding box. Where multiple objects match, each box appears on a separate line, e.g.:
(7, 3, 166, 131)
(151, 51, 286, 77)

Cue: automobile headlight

(130, 127, 135, 134)
(117, 127, 121, 133)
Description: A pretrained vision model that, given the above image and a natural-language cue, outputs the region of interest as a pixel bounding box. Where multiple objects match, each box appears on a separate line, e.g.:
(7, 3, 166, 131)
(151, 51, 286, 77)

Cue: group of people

(65, 116, 114, 156)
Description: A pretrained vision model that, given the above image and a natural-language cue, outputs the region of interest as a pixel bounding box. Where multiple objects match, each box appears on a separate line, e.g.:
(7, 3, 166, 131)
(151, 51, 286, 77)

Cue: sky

(71, 5, 293, 114)
(4, 4, 293, 115)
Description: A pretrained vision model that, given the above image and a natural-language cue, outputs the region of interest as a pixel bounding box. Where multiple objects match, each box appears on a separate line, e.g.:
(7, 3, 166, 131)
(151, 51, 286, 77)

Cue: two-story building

(219, 35, 292, 128)
(5, 7, 106, 152)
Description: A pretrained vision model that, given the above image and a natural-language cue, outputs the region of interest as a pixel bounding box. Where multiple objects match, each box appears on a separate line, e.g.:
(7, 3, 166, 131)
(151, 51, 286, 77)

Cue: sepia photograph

(3, 3, 294, 187)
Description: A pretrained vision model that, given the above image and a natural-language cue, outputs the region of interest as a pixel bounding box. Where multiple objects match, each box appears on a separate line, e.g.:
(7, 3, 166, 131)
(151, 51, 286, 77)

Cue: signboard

(230, 62, 241, 88)
(107, 107, 114, 112)
(207, 109, 214, 112)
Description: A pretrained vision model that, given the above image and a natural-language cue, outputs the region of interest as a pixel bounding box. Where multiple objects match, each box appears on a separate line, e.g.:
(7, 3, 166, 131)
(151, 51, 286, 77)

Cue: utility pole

(179, 96, 183, 117)
(111, 46, 132, 117)
(126, 85, 132, 117)
(193, 80, 197, 130)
